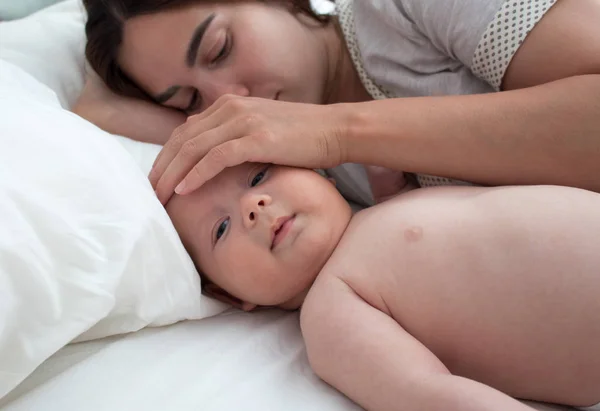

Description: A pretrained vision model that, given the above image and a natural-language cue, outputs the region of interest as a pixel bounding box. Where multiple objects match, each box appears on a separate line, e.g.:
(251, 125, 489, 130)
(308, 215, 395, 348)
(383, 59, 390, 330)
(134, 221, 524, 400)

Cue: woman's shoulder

(341, 0, 558, 96)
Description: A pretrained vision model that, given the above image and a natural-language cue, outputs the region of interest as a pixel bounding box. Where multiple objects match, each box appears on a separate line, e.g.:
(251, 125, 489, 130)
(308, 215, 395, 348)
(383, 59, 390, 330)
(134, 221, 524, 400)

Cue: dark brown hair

(82, 0, 330, 100)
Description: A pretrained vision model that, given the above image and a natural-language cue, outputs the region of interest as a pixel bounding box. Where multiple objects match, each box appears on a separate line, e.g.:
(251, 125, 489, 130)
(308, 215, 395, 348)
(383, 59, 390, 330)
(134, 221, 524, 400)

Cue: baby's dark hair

(82, 0, 331, 100)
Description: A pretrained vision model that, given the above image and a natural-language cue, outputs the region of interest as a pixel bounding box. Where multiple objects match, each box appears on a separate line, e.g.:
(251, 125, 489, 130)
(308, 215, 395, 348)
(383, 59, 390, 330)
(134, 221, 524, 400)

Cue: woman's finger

(150, 122, 183, 171)
(150, 97, 229, 171)
(149, 128, 186, 187)
(154, 124, 243, 204)
(149, 107, 223, 189)
(176, 135, 267, 196)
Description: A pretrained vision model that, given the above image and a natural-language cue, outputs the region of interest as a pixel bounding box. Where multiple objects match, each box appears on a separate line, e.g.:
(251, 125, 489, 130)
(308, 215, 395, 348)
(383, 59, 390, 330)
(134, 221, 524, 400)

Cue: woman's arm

(344, 0, 600, 191)
(148, 0, 599, 202)
(149, 70, 599, 203)
(345, 74, 600, 191)
(72, 74, 186, 145)
(300, 277, 535, 411)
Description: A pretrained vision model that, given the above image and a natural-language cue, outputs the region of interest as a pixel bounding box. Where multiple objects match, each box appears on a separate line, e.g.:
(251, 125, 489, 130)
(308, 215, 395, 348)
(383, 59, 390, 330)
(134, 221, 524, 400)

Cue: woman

(74, 0, 600, 205)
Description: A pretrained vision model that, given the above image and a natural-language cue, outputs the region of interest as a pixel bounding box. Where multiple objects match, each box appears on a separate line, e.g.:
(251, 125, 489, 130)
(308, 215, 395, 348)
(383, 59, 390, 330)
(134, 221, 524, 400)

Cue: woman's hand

(72, 72, 186, 145)
(150, 94, 350, 204)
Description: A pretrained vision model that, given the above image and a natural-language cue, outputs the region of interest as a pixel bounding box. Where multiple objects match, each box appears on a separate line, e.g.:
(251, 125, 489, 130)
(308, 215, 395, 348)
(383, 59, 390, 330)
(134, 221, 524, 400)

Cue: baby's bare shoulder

(321, 184, 600, 317)
(330, 185, 600, 266)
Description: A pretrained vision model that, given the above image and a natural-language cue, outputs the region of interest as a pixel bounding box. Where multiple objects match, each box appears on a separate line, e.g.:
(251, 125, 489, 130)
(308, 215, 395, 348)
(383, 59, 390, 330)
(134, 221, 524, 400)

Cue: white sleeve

(399, 0, 558, 90)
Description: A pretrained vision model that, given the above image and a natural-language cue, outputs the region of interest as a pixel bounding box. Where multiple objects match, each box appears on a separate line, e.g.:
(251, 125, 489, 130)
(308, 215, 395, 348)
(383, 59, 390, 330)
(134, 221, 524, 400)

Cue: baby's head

(166, 163, 352, 311)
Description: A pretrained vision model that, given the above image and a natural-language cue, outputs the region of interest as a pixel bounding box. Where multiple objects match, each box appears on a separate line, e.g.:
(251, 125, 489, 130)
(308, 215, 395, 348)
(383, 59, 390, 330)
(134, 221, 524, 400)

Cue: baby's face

(167, 164, 352, 308)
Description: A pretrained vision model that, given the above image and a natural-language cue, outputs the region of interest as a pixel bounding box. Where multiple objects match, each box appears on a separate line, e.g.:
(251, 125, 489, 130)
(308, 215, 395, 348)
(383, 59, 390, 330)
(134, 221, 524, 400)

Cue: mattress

(0, 309, 361, 411)
(0, 308, 583, 411)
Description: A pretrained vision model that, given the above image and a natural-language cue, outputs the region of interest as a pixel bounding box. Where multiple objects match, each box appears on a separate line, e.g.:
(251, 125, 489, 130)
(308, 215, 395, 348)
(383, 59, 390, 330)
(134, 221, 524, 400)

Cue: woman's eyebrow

(186, 12, 217, 67)
(153, 13, 217, 104)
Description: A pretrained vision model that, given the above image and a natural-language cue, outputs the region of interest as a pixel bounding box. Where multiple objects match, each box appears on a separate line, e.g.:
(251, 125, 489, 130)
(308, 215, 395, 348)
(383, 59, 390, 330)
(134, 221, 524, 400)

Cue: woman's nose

(204, 81, 250, 107)
(241, 193, 271, 229)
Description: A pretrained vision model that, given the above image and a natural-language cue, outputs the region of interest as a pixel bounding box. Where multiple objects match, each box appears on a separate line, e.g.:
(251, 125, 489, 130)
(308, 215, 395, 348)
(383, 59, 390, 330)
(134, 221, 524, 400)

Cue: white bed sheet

(0, 310, 360, 411)
(0, 309, 583, 411)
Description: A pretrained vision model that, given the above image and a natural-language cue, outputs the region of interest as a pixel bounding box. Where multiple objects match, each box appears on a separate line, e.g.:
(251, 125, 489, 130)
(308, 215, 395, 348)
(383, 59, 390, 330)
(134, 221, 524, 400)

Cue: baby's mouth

(271, 215, 296, 250)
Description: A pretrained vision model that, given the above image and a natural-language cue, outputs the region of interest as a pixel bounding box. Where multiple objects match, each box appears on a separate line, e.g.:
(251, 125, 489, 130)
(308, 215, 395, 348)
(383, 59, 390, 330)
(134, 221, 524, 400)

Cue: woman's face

(118, 2, 331, 114)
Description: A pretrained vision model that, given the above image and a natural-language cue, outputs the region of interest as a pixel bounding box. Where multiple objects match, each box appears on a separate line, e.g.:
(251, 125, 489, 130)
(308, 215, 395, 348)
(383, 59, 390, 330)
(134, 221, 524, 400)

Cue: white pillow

(0, 0, 333, 399)
(0, 60, 226, 400)
(0, 0, 65, 21)
(0, 0, 86, 109)
(312, 0, 336, 14)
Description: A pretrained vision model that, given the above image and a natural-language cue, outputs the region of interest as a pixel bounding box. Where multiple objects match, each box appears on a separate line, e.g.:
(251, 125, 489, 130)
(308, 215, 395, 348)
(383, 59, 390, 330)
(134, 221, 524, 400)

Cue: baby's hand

(365, 166, 416, 204)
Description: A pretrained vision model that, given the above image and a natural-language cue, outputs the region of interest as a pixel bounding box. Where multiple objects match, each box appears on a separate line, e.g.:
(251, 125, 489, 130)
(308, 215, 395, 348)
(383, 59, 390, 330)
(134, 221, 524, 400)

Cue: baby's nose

(241, 193, 271, 228)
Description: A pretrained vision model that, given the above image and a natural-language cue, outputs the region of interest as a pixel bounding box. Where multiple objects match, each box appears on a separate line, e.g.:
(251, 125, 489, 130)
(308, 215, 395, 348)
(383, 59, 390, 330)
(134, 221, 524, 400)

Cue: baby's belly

(337, 185, 600, 404)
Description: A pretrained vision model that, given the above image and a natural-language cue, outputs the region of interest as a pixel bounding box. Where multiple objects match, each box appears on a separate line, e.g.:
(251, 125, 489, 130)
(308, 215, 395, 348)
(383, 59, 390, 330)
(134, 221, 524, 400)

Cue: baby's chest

(324, 216, 426, 317)
(325, 198, 484, 329)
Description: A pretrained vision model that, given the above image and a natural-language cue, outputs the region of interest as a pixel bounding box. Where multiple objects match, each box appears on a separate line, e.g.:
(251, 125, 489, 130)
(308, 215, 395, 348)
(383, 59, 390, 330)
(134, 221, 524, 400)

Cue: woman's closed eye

(209, 32, 231, 66)
(185, 33, 232, 114)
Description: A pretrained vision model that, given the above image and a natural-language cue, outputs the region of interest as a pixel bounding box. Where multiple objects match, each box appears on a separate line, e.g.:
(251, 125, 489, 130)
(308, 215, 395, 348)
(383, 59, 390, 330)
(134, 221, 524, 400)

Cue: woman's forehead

(119, 5, 217, 86)
(121, 8, 204, 59)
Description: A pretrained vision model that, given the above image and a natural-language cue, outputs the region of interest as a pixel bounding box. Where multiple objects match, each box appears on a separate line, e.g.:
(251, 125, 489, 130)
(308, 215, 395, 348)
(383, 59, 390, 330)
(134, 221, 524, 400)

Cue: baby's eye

(250, 166, 269, 187)
(215, 218, 230, 242)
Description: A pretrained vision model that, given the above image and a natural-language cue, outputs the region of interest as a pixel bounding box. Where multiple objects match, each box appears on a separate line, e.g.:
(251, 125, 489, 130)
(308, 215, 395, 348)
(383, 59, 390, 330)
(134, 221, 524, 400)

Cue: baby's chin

(270, 211, 350, 311)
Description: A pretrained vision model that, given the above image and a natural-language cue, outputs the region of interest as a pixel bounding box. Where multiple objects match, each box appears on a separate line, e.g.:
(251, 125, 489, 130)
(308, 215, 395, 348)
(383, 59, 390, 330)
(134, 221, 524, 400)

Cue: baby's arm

(300, 276, 534, 411)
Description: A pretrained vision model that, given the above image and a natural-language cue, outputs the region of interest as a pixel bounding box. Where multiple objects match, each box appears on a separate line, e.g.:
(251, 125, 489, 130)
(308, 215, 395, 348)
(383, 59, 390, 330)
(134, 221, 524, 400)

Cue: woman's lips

(271, 215, 295, 250)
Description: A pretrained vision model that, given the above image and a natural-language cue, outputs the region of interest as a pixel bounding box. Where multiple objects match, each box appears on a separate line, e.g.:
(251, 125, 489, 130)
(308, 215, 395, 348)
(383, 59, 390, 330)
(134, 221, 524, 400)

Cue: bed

(0, 1, 594, 411)
(2, 308, 589, 411)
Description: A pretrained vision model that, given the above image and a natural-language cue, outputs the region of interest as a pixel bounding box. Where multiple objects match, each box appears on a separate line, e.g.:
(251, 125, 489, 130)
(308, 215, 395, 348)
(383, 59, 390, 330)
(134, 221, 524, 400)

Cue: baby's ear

(204, 283, 257, 312)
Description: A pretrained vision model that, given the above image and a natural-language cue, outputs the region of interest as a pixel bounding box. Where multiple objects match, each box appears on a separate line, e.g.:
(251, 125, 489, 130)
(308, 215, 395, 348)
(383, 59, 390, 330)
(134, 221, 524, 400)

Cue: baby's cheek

(227, 250, 268, 285)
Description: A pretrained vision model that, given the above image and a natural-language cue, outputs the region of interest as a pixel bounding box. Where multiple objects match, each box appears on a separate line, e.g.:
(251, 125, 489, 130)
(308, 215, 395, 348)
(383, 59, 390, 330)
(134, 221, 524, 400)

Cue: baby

(166, 163, 600, 411)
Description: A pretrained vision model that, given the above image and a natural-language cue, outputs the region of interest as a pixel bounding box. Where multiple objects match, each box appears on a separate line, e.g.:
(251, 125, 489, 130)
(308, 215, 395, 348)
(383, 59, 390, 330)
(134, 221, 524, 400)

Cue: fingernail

(175, 181, 186, 194)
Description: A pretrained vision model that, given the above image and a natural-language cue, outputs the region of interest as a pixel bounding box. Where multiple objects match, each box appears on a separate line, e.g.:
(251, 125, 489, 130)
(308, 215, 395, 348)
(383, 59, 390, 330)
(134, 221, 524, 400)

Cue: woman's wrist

(336, 99, 411, 170)
(332, 75, 600, 192)
(332, 101, 380, 166)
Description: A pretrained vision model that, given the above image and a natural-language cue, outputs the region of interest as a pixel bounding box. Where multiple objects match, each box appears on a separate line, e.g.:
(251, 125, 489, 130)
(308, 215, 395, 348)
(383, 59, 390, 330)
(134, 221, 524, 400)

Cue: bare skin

(301, 185, 600, 411)
(75, 0, 600, 203)
(148, 0, 600, 203)
(166, 163, 600, 410)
